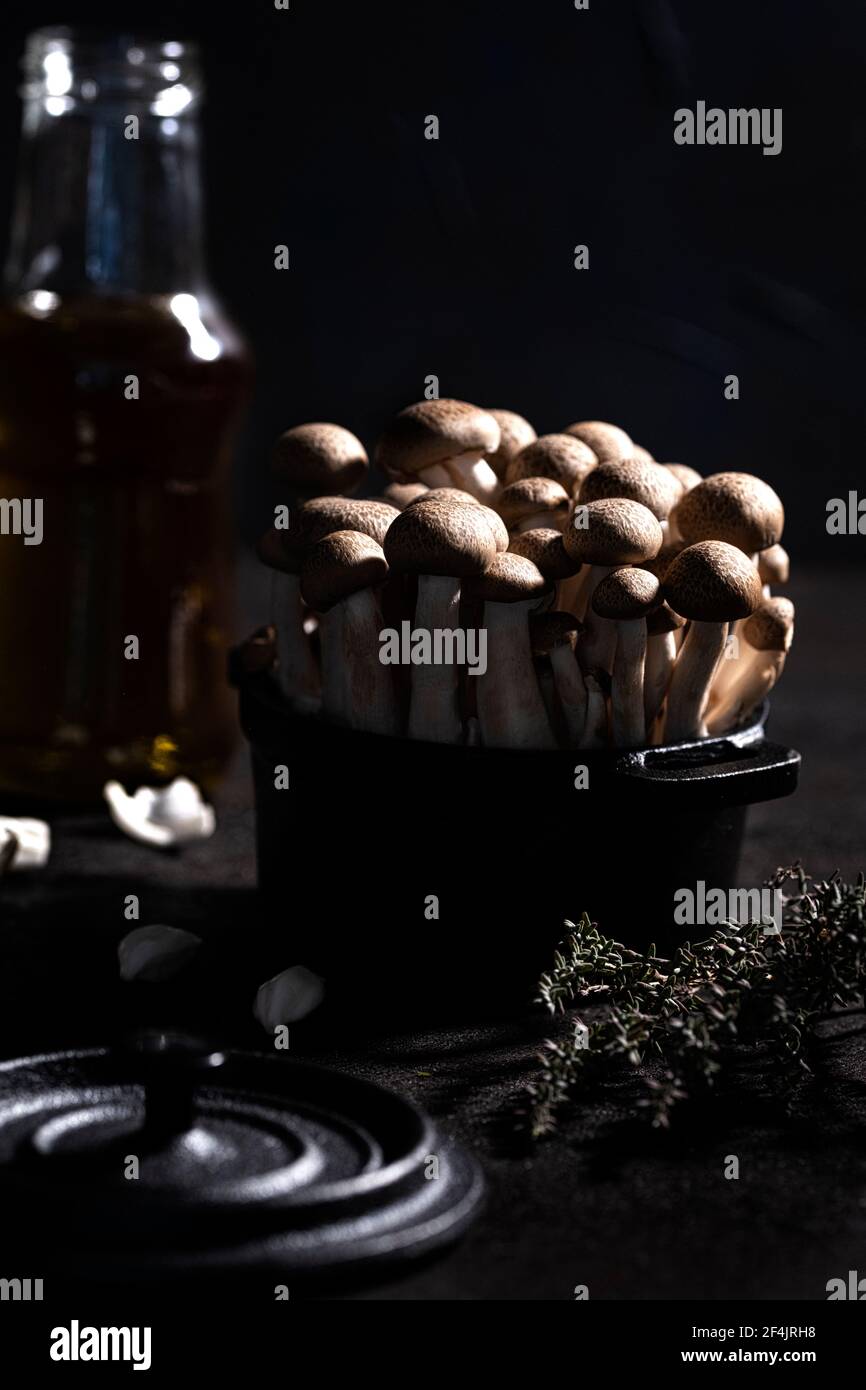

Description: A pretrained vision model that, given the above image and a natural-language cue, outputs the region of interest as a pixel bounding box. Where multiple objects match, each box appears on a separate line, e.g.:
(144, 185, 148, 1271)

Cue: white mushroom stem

(644, 630, 677, 729)
(663, 621, 728, 742)
(270, 571, 320, 713)
(408, 575, 463, 744)
(476, 600, 556, 749)
(550, 644, 587, 745)
(577, 566, 616, 673)
(444, 451, 500, 502)
(579, 672, 608, 748)
(705, 648, 787, 735)
(320, 591, 399, 734)
(417, 462, 454, 488)
(707, 629, 746, 705)
(610, 619, 647, 748)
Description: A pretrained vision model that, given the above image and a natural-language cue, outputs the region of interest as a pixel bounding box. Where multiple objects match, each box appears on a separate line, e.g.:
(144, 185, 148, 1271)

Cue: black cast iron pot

(238, 670, 799, 1025)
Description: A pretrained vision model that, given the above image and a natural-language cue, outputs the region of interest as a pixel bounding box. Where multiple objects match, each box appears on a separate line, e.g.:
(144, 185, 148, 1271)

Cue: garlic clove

(253, 966, 325, 1032)
(0, 817, 51, 870)
(104, 777, 216, 849)
(118, 924, 202, 982)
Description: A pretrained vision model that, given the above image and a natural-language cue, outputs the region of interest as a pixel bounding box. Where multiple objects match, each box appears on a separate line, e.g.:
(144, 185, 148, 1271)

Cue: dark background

(0, 0, 863, 553)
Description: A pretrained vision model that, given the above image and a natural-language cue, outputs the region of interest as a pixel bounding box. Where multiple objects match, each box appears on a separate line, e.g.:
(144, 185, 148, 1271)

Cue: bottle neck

(4, 31, 208, 299)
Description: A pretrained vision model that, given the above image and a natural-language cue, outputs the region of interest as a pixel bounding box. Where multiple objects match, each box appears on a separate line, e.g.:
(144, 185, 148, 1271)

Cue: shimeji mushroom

(300, 530, 400, 736)
(508, 526, 583, 609)
(256, 528, 320, 712)
(529, 611, 587, 746)
(672, 471, 784, 649)
(563, 497, 662, 673)
(375, 398, 501, 501)
(643, 602, 686, 734)
(407, 489, 509, 553)
(261, 498, 398, 710)
(563, 419, 633, 462)
(579, 457, 683, 528)
(591, 567, 661, 748)
(485, 408, 537, 481)
(671, 471, 784, 556)
(662, 541, 762, 742)
(272, 422, 369, 498)
(384, 500, 497, 742)
(503, 433, 597, 493)
(293, 496, 399, 549)
(463, 553, 555, 748)
(706, 597, 794, 735)
(498, 477, 571, 533)
(758, 543, 790, 595)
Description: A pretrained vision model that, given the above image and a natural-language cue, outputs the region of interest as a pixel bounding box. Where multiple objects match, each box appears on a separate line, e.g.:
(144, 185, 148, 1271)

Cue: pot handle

(612, 737, 800, 804)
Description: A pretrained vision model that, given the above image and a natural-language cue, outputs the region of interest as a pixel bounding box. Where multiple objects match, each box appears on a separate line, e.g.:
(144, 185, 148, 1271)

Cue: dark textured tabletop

(2, 561, 864, 1301)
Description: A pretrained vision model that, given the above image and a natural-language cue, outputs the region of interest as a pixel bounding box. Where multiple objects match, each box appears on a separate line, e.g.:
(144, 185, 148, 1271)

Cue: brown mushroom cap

(485, 408, 537, 479)
(300, 530, 389, 612)
(405, 487, 481, 509)
(757, 543, 790, 586)
(640, 538, 686, 583)
(498, 476, 570, 529)
(646, 601, 686, 636)
(407, 490, 507, 550)
(293, 497, 399, 549)
(563, 420, 632, 461)
(508, 527, 582, 580)
(579, 457, 682, 521)
(504, 433, 597, 492)
(563, 498, 663, 566)
(672, 472, 785, 554)
(592, 566, 661, 620)
(743, 596, 795, 651)
(382, 481, 429, 510)
(530, 610, 582, 656)
(663, 540, 763, 623)
(630, 444, 655, 466)
(463, 551, 552, 605)
(375, 399, 501, 479)
(272, 423, 369, 496)
(383, 496, 497, 577)
(664, 462, 703, 492)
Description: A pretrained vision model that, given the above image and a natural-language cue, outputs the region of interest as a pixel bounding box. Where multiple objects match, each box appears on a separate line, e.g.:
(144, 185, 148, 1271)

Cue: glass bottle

(0, 29, 252, 802)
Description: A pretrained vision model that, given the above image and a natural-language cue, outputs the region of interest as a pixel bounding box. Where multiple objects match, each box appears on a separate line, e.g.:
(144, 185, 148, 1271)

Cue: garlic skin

(103, 777, 216, 849)
(254, 966, 325, 1032)
(0, 817, 51, 870)
(118, 924, 202, 982)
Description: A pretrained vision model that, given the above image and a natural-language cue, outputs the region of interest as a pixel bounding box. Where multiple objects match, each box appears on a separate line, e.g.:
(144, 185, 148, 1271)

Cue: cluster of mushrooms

(251, 401, 794, 750)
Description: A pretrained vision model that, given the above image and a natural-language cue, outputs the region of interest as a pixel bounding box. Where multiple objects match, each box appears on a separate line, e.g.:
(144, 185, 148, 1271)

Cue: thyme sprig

(524, 864, 866, 1138)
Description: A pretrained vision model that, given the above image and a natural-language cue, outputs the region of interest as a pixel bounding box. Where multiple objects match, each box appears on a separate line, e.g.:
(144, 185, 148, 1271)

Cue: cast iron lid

(0, 1030, 484, 1280)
